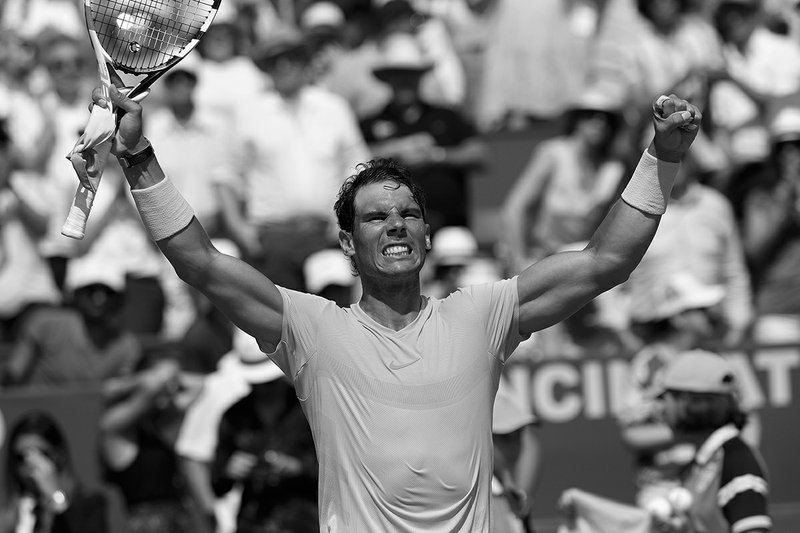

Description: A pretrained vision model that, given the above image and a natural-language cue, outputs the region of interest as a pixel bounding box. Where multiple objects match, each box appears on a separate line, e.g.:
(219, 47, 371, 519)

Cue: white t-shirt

(265, 278, 526, 532)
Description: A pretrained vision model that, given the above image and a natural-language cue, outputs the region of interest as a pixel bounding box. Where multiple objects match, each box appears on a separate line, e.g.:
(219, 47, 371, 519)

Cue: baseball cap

(431, 226, 478, 267)
(630, 272, 725, 323)
(303, 248, 354, 294)
(661, 349, 737, 394)
(493, 379, 537, 434)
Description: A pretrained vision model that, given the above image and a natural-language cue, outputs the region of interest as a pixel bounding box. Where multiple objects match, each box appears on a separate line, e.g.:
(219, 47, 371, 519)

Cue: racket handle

(61, 184, 97, 239)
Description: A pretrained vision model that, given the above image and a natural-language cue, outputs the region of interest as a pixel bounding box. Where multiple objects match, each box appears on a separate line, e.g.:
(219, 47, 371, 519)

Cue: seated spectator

(655, 350, 771, 533)
(360, 33, 486, 236)
(0, 410, 108, 533)
(176, 329, 319, 533)
(501, 85, 626, 273)
(1, 256, 141, 388)
(100, 353, 201, 533)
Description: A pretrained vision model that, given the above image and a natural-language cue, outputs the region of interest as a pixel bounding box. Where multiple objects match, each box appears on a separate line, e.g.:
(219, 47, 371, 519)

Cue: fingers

(653, 93, 702, 131)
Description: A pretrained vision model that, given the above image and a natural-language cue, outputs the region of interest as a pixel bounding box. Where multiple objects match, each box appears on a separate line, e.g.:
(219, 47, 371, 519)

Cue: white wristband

(621, 150, 681, 215)
(130, 177, 194, 241)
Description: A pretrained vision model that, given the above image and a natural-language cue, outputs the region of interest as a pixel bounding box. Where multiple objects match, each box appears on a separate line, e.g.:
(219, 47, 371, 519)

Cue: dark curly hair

(334, 158, 427, 233)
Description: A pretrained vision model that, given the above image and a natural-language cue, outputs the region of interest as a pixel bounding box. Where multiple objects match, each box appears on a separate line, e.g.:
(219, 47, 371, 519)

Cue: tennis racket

(61, 0, 222, 239)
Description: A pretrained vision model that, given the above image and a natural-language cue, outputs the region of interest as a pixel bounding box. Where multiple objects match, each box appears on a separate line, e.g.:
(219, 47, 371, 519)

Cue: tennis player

(89, 84, 700, 532)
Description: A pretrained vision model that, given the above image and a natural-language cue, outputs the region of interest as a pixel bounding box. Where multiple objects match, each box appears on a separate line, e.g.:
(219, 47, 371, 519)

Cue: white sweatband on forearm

(621, 150, 681, 215)
(130, 177, 194, 241)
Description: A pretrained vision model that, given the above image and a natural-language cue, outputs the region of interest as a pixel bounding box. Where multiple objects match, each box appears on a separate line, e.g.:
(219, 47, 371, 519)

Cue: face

(716, 5, 759, 44)
(644, 0, 682, 30)
(574, 111, 613, 146)
(340, 180, 430, 282)
(264, 54, 308, 97)
(43, 43, 87, 92)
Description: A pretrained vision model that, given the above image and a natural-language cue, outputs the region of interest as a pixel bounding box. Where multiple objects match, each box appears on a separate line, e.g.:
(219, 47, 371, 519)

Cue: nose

(386, 211, 407, 236)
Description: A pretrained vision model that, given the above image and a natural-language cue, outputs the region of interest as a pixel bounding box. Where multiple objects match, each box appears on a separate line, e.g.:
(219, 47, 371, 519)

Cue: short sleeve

(454, 277, 528, 363)
(719, 438, 771, 533)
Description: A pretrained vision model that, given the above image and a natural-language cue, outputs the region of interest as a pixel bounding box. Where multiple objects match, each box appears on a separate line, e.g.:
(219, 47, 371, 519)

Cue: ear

(425, 224, 432, 251)
(339, 229, 355, 257)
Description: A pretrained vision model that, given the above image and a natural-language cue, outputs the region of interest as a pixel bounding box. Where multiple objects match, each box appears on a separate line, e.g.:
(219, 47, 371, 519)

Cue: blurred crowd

(0, 0, 799, 531)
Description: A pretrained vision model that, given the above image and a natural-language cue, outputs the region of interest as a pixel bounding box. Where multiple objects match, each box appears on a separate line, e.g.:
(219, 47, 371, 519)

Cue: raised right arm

(97, 86, 284, 351)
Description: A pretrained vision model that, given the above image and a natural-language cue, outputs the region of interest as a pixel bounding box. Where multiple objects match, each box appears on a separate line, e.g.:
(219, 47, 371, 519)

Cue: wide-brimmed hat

(630, 272, 725, 323)
(303, 248, 354, 294)
(431, 226, 478, 267)
(251, 25, 308, 67)
(770, 105, 800, 144)
(661, 349, 737, 395)
(217, 328, 284, 384)
(372, 33, 433, 81)
(64, 255, 126, 293)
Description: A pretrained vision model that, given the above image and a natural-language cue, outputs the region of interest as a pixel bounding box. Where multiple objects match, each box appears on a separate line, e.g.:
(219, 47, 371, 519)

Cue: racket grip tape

(61, 184, 96, 239)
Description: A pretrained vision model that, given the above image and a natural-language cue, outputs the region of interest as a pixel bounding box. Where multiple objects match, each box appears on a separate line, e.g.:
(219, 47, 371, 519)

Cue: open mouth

(382, 244, 412, 257)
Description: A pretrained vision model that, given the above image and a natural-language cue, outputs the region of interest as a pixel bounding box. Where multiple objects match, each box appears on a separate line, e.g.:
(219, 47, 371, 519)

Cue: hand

(91, 78, 148, 157)
(649, 94, 702, 163)
(224, 451, 257, 481)
(19, 448, 59, 498)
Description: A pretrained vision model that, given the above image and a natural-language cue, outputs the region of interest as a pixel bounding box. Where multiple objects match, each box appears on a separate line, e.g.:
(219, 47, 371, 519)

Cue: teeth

(383, 245, 410, 256)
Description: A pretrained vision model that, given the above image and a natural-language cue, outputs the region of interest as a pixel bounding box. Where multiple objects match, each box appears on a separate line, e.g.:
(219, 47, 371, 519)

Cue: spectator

(300, 1, 350, 83)
(191, 3, 268, 117)
(360, 32, 486, 236)
(491, 376, 540, 533)
(656, 350, 771, 533)
(100, 353, 201, 533)
(708, 0, 800, 171)
(741, 103, 800, 347)
(477, 0, 600, 130)
(1, 255, 141, 388)
(219, 26, 370, 290)
(0, 115, 60, 345)
(176, 330, 318, 533)
(210, 350, 317, 533)
(0, 411, 108, 533)
(422, 225, 481, 298)
(617, 272, 761, 508)
(0, 0, 83, 42)
(501, 85, 626, 273)
(625, 147, 754, 350)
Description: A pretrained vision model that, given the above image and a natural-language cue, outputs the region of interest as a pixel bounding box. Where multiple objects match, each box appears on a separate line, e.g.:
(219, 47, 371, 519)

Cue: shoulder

(720, 436, 768, 482)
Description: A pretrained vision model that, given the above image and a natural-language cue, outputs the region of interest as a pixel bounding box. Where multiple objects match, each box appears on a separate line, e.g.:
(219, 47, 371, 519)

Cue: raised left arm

(516, 95, 702, 336)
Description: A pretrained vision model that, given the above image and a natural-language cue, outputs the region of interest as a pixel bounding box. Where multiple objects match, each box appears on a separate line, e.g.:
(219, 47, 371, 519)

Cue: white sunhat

(630, 272, 725, 323)
(64, 254, 127, 293)
(303, 248, 354, 294)
(431, 226, 478, 267)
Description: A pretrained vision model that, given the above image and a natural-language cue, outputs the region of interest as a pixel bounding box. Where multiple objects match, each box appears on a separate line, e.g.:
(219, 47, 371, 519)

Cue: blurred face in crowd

(641, 0, 682, 33)
(72, 283, 124, 324)
(383, 71, 423, 106)
(262, 51, 309, 98)
(163, 71, 197, 114)
(0, 33, 36, 79)
(42, 39, 88, 100)
(199, 23, 238, 62)
(774, 141, 800, 182)
(574, 110, 614, 147)
(715, 3, 760, 46)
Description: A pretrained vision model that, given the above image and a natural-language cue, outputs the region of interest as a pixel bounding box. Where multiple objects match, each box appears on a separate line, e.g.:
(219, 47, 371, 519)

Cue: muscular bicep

(158, 220, 284, 350)
(516, 249, 602, 335)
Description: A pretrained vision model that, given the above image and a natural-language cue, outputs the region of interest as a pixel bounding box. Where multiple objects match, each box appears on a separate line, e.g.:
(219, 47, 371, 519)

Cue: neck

(358, 276, 423, 331)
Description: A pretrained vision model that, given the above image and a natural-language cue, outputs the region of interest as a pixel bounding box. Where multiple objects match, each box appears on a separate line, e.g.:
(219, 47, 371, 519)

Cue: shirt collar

(695, 424, 739, 465)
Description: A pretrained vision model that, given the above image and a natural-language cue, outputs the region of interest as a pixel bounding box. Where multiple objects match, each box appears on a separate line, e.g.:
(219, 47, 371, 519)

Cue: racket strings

(90, 0, 215, 71)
